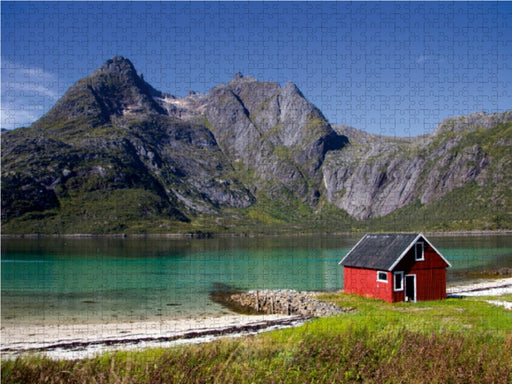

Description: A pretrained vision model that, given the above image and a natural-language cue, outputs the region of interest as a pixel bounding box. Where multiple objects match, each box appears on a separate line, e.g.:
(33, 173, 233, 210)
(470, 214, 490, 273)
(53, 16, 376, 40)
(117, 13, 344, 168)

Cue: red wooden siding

(343, 266, 393, 302)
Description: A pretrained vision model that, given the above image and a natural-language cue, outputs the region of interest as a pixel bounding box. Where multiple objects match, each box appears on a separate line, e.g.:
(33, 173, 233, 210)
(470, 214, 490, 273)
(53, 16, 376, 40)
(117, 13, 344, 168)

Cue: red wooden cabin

(339, 233, 451, 303)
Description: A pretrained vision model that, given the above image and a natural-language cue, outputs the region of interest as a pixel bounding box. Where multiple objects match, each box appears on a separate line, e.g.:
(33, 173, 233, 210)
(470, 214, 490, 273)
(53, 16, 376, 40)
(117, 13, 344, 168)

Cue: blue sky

(2, 1, 511, 136)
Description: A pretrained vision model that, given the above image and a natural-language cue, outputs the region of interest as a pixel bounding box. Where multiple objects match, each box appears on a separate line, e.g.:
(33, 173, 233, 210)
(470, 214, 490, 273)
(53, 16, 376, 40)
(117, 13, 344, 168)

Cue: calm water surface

(2, 235, 511, 324)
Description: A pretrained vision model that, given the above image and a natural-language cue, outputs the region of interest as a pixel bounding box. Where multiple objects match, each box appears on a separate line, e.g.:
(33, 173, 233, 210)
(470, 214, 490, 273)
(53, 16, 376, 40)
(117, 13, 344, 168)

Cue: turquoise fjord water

(2, 235, 511, 325)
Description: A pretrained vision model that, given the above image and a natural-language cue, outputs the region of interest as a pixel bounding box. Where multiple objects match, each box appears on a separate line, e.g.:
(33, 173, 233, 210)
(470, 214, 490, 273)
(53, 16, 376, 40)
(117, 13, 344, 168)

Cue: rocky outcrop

(228, 290, 349, 317)
(433, 111, 512, 135)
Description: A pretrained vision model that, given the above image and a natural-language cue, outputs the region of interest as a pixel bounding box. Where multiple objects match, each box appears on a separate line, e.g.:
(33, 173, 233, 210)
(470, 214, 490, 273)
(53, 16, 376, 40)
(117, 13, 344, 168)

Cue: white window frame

(377, 271, 388, 283)
(415, 242, 424, 261)
(394, 271, 404, 291)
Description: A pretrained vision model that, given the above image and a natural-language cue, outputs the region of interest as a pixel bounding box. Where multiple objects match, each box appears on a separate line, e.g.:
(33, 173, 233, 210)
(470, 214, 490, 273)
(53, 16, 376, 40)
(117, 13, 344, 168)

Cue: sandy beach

(2, 277, 511, 360)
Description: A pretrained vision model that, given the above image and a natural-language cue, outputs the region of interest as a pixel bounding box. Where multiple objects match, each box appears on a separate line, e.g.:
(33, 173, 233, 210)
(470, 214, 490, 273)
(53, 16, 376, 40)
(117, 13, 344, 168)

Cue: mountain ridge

(326, 111, 512, 220)
(2, 56, 511, 234)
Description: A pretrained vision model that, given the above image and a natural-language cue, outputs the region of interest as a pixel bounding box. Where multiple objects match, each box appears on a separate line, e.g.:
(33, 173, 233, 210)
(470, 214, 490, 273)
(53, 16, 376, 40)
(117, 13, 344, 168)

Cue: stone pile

(228, 289, 348, 318)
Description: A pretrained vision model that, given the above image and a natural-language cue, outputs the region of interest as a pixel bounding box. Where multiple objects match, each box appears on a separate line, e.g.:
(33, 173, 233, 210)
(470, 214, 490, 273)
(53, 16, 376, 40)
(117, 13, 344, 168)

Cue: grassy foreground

(3, 293, 512, 384)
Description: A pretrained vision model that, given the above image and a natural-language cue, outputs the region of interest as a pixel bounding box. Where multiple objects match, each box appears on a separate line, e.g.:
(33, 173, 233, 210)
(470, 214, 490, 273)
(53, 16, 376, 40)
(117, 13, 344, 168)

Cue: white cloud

(1, 61, 60, 129)
(6, 82, 60, 100)
(1, 104, 41, 129)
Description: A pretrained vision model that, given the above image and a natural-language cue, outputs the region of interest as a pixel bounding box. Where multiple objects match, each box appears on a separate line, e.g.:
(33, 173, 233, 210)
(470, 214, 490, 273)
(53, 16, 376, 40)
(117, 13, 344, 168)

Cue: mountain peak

(98, 56, 137, 75)
(33, 56, 165, 125)
(229, 72, 257, 84)
(282, 81, 303, 96)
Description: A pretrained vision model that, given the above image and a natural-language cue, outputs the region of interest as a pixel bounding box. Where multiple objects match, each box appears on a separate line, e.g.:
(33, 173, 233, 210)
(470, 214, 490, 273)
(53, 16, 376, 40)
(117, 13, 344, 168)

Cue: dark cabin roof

(339, 233, 450, 271)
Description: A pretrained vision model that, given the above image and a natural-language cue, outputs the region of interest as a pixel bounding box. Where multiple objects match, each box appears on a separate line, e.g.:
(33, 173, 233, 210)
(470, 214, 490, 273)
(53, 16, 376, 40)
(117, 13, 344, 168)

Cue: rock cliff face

(1, 56, 511, 233)
(323, 111, 512, 219)
(201, 74, 347, 202)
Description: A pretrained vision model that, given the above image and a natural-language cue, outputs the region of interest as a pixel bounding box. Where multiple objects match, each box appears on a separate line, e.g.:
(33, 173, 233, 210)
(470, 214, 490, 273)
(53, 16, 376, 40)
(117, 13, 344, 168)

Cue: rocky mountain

(323, 111, 512, 221)
(2, 56, 511, 234)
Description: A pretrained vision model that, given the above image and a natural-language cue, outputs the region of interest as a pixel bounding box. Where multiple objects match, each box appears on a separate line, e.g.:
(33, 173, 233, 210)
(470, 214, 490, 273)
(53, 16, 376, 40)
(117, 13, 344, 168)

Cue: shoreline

(2, 229, 511, 239)
(1, 314, 305, 360)
(2, 278, 511, 361)
(447, 277, 512, 297)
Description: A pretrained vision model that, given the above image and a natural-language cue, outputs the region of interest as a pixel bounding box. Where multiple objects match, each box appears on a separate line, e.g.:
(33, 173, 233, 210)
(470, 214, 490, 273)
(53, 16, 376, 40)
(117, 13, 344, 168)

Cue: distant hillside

(2, 56, 511, 234)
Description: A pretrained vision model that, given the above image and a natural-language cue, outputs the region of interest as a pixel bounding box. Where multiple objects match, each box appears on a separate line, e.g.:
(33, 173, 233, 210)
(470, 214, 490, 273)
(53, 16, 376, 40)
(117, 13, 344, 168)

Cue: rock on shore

(228, 289, 348, 317)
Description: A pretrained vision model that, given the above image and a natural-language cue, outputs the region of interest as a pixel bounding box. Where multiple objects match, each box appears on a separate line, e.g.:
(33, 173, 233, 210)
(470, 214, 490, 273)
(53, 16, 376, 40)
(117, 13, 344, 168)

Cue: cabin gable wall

(394, 242, 447, 301)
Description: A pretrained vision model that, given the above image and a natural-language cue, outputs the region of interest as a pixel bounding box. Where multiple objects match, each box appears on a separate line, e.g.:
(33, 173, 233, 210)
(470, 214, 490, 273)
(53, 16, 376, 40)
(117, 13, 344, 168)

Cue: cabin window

(394, 271, 404, 291)
(415, 242, 424, 261)
(377, 271, 388, 282)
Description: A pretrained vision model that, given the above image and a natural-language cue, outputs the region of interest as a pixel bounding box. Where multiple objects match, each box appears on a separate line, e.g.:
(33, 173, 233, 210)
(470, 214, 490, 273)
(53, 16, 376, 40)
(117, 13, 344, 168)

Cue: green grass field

(3, 293, 511, 383)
